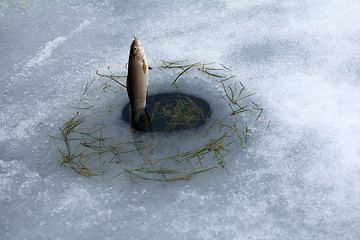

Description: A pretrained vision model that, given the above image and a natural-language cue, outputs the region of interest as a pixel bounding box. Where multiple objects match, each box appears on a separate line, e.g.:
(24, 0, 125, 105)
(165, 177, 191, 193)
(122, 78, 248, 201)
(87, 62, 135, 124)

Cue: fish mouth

(132, 36, 142, 46)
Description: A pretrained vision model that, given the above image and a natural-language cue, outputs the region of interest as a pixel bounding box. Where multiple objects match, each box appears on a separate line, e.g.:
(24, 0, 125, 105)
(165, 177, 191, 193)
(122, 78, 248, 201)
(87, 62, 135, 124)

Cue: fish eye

(133, 47, 137, 51)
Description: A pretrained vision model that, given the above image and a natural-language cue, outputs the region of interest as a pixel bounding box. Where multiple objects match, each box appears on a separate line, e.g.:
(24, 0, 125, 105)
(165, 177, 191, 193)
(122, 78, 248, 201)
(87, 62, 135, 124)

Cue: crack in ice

(25, 19, 93, 69)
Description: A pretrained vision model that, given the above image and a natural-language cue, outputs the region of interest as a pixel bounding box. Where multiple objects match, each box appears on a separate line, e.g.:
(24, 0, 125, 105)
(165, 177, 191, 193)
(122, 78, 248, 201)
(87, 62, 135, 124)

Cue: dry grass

(51, 61, 263, 182)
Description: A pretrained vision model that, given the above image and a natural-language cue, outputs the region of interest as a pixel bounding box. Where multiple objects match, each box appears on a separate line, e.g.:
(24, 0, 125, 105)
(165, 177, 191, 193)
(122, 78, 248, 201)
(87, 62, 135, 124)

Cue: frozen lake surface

(1, 0, 360, 239)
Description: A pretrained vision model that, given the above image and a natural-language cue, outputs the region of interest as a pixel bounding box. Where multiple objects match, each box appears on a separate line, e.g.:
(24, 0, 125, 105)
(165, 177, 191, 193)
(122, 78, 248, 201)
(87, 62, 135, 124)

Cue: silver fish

(130, 108, 152, 133)
(126, 36, 149, 110)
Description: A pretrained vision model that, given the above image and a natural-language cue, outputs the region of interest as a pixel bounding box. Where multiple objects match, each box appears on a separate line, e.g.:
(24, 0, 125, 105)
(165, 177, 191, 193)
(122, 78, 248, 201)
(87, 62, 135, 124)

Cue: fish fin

(142, 59, 147, 74)
(146, 87, 148, 99)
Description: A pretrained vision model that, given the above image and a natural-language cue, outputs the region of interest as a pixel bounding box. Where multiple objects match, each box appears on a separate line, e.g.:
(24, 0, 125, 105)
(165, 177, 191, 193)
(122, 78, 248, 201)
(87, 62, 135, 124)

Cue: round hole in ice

(122, 92, 211, 132)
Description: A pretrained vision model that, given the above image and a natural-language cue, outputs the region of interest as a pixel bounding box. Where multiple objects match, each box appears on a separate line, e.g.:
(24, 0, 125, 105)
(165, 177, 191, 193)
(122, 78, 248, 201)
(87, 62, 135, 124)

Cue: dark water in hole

(122, 92, 211, 132)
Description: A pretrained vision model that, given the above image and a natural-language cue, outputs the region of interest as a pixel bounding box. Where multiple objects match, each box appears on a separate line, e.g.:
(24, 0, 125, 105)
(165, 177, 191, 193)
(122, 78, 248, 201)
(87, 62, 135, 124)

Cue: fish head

(129, 36, 145, 62)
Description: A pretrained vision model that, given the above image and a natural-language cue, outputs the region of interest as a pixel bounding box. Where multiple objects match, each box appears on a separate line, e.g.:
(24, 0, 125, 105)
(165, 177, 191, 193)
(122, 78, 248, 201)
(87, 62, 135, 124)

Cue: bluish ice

(1, 0, 360, 239)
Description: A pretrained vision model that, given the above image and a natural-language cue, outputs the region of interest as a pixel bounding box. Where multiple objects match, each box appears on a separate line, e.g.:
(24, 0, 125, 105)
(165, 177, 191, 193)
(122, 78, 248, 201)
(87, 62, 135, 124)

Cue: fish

(126, 36, 149, 110)
(130, 108, 152, 133)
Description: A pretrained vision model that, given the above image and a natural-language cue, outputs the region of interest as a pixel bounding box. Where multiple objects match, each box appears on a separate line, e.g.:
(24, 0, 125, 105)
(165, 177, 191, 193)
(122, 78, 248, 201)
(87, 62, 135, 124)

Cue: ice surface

(1, 0, 360, 239)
